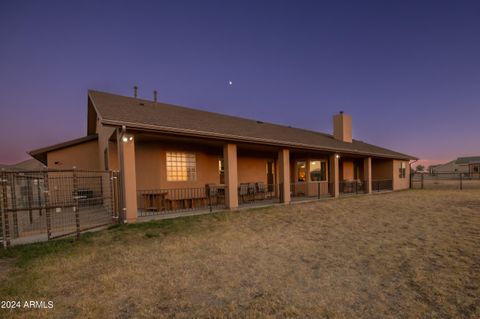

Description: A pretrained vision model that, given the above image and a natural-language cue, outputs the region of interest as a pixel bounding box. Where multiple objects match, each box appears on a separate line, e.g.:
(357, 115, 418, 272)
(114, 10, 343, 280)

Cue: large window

(296, 161, 307, 182)
(310, 160, 327, 181)
(166, 152, 196, 181)
(399, 161, 406, 179)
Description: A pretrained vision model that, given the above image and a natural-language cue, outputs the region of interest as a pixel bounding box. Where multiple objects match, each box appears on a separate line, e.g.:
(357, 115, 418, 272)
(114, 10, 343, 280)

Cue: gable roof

(29, 135, 98, 164)
(455, 156, 480, 165)
(88, 90, 415, 160)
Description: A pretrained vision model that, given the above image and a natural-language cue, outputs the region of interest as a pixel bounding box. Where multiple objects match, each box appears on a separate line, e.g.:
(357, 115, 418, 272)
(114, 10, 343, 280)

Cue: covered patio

(103, 128, 398, 221)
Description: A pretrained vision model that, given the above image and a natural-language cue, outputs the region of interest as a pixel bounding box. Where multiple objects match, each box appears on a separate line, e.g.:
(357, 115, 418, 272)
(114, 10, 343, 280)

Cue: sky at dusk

(0, 0, 479, 166)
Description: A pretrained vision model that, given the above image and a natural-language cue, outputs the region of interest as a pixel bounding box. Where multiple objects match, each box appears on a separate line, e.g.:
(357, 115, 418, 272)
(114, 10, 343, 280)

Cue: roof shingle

(89, 90, 415, 160)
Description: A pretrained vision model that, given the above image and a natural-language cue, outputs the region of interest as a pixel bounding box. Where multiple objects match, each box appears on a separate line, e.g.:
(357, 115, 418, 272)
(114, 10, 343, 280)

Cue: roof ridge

(89, 90, 337, 138)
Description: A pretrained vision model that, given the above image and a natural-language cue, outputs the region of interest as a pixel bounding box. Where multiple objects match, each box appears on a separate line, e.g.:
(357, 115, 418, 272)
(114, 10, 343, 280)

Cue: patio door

(267, 160, 275, 192)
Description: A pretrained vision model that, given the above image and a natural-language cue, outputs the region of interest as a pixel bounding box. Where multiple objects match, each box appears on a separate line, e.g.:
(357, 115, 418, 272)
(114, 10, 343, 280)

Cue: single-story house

(431, 156, 480, 176)
(29, 90, 416, 222)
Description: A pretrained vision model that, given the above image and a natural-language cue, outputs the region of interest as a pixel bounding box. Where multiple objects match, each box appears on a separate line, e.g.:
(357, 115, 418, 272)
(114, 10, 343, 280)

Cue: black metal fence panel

(291, 182, 332, 200)
(137, 185, 228, 217)
(411, 172, 480, 190)
(0, 169, 119, 247)
(372, 179, 393, 192)
(339, 180, 365, 195)
(238, 183, 280, 205)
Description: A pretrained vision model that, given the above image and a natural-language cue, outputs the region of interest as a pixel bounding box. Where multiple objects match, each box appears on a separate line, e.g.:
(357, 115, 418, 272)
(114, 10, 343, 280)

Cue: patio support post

(330, 154, 339, 197)
(364, 157, 372, 194)
(117, 129, 138, 222)
(278, 149, 290, 204)
(223, 143, 238, 209)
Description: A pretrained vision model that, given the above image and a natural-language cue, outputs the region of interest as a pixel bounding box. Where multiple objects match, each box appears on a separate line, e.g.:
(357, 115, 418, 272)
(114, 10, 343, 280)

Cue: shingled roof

(456, 156, 480, 164)
(87, 90, 415, 160)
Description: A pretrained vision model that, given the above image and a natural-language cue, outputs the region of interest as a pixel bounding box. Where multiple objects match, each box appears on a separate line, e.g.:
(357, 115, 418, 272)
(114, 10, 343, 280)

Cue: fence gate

(0, 169, 120, 247)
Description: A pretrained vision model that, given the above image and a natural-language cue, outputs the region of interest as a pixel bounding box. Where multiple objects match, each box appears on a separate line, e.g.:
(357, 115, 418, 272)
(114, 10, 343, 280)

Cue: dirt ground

(1, 189, 479, 318)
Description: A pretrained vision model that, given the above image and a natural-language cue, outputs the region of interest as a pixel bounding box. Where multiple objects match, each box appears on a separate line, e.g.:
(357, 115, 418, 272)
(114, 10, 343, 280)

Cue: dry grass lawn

(1, 189, 479, 318)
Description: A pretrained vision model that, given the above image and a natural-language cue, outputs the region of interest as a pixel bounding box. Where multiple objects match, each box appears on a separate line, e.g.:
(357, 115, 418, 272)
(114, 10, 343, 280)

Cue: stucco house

(430, 156, 480, 176)
(29, 90, 415, 222)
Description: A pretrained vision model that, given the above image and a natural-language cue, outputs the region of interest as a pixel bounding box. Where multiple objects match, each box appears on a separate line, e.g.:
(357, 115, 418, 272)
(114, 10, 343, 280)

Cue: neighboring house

(431, 156, 480, 176)
(0, 159, 44, 171)
(29, 90, 416, 222)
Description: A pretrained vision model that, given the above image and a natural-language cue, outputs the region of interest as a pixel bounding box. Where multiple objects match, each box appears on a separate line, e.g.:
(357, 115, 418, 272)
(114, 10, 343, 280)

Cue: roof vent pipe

(133, 85, 138, 98)
(153, 90, 157, 102)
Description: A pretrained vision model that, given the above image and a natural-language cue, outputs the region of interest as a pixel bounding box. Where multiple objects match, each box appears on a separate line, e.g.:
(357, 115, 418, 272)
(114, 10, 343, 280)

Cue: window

(296, 161, 306, 182)
(219, 158, 225, 184)
(399, 162, 406, 179)
(309, 160, 327, 181)
(166, 152, 196, 181)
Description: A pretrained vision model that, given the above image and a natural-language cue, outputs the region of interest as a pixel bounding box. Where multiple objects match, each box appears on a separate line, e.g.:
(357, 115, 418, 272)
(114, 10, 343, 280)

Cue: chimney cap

(339, 110, 344, 114)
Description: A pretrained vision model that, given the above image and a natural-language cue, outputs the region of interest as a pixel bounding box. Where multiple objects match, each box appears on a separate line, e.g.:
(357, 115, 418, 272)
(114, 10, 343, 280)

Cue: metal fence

(372, 179, 393, 192)
(291, 182, 332, 200)
(137, 185, 228, 217)
(238, 183, 280, 206)
(411, 172, 480, 190)
(339, 180, 365, 195)
(0, 169, 119, 247)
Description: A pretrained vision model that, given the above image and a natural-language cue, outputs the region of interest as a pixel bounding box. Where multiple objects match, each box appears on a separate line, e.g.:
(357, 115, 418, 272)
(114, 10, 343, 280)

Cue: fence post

(37, 179, 42, 216)
(10, 173, 19, 238)
(421, 173, 424, 189)
(0, 171, 9, 248)
(460, 173, 463, 190)
(72, 168, 80, 240)
(43, 170, 52, 240)
(27, 177, 33, 224)
(317, 182, 320, 199)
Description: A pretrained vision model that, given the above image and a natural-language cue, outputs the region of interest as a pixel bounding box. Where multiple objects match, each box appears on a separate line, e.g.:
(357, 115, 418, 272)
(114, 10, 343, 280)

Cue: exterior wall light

(335, 154, 340, 159)
(122, 135, 134, 142)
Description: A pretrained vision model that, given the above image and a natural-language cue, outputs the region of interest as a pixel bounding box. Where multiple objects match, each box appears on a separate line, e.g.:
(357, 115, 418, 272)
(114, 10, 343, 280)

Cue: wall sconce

(122, 135, 134, 142)
(335, 154, 340, 159)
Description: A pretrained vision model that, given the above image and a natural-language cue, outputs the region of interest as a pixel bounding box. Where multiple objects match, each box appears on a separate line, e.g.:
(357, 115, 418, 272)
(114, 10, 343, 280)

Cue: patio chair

(248, 183, 257, 200)
(238, 183, 249, 202)
(256, 182, 266, 199)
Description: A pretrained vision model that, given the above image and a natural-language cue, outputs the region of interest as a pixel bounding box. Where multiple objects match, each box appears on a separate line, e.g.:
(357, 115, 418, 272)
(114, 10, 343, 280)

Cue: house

(430, 156, 480, 176)
(29, 90, 416, 222)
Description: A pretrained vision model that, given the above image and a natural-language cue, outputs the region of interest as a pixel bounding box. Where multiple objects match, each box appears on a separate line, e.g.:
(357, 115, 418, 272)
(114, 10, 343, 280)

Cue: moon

(228, 81, 233, 86)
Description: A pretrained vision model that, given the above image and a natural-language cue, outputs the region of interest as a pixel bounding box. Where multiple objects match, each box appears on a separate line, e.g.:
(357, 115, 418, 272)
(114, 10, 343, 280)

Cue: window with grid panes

(166, 152, 197, 181)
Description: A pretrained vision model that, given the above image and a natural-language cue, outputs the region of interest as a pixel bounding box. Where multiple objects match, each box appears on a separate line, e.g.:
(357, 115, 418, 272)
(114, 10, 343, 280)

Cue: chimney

(153, 90, 157, 102)
(333, 111, 352, 143)
(133, 85, 138, 98)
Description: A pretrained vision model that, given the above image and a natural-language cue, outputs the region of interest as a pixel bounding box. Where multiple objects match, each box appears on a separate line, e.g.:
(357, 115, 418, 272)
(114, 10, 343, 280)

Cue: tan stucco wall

(96, 121, 116, 171)
(108, 141, 119, 171)
(341, 160, 354, 180)
(237, 157, 268, 184)
(371, 159, 410, 190)
(371, 159, 393, 180)
(47, 140, 100, 170)
(134, 142, 274, 190)
(393, 160, 410, 190)
(134, 142, 220, 190)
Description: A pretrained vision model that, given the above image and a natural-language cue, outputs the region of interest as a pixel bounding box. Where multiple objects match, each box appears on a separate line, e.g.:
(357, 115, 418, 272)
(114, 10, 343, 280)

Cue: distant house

(29, 90, 416, 222)
(431, 156, 480, 176)
(0, 159, 44, 171)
